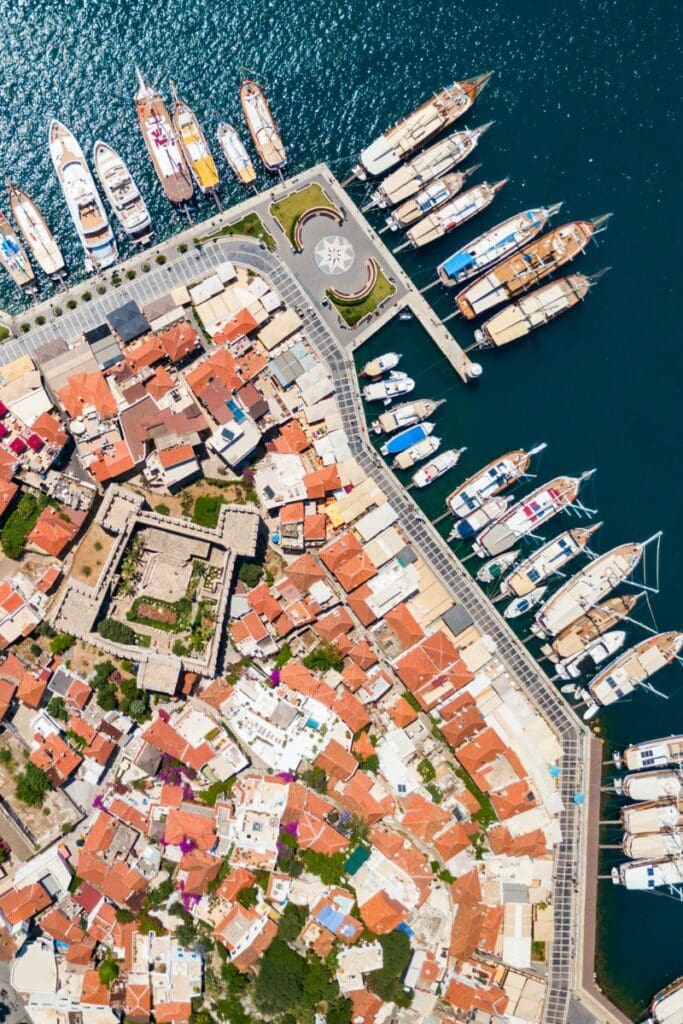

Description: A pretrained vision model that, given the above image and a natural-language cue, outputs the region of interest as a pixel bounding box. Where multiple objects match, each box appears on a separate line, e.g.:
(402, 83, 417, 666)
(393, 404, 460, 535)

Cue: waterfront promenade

(0, 166, 625, 1024)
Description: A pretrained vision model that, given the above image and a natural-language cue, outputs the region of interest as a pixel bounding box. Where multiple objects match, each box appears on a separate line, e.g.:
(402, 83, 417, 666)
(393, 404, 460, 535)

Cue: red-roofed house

(28, 506, 82, 557)
(158, 322, 201, 363)
(57, 371, 117, 419)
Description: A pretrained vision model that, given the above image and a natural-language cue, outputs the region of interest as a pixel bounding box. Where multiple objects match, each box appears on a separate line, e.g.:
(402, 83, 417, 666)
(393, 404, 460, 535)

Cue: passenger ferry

(49, 119, 117, 270)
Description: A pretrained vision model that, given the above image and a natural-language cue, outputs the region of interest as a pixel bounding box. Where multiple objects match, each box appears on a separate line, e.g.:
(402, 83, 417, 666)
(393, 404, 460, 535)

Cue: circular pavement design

(313, 234, 355, 276)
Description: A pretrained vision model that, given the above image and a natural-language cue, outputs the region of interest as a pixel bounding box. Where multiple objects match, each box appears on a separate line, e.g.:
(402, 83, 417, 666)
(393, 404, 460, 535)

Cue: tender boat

(134, 67, 193, 204)
(473, 271, 604, 348)
(624, 831, 683, 860)
(504, 586, 548, 620)
(363, 372, 415, 403)
(449, 495, 512, 541)
(0, 210, 37, 293)
(473, 472, 593, 558)
(399, 179, 507, 251)
(437, 204, 562, 287)
(353, 72, 492, 179)
(620, 769, 683, 802)
(171, 87, 220, 194)
(612, 856, 683, 891)
(372, 398, 444, 435)
(366, 123, 492, 210)
(7, 180, 65, 279)
(93, 141, 152, 242)
(49, 120, 117, 271)
(217, 122, 257, 187)
(500, 524, 600, 599)
(582, 632, 683, 720)
(622, 798, 683, 835)
(446, 443, 547, 519)
(541, 594, 640, 664)
(476, 550, 520, 584)
(386, 166, 478, 231)
(381, 422, 435, 456)
(361, 351, 401, 378)
(240, 79, 286, 173)
(412, 448, 466, 489)
(620, 735, 683, 773)
(394, 436, 440, 470)
(531, 540, 644, 638)
(555, 630, 626, 680)
(456, 214, 612, 320)
(649, 976, 683, 1023)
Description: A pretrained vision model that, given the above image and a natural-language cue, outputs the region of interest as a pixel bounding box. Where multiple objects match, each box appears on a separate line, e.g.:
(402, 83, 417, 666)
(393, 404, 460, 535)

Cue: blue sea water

(0, 0, 681, 1016)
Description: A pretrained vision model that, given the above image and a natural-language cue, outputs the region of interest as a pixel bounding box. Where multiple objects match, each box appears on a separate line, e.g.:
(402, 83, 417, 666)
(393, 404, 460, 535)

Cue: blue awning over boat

(440, 251, 474, 278)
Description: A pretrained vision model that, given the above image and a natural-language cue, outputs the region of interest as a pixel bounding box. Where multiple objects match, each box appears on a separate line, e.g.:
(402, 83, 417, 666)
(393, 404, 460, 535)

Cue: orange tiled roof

(0, 480, 18, 520)
(296, 810, 348, 856)
(146, 365, 175, 401)
(489, 778, 537, 820)
(314, 739, 357, 784)
(157, 444, 196, 469)
(284, 552, 327, 592)
(180, 849, 222, 895)
(384, 602, 424, 649)
(32, 411, 68, 448)
(158, 322, 199, 363)
(81, 968, 112, 1006)
(336, 772, 393, 824)
(350, 990, 384, 1024)
(217, 866, 256, 903)
(125, 982, 152, 1020)
(444, 979, 508, 1017)
(164, 807, 216, 851)
(214, 308, 258, 346)
(449, 901, 486, 961)
(0, 677, 15, 720)
(400, 792, 452, 842)
(57, 370, 117, 419)
(488, 826, 548, 858)
(0, 883, 50, 925)
(40, 908, 85, 945)
(30, 730, 82, 784)
(89, 439, 135, 483)
(314, 606, 355, 642)
(125, 335, 164, 372)
(303, 465, 341, 500)
(141, 719, 212, 770)
(387, 695, 418, 729)
(348, 639, 378, 670)
(154, 1002, 192, 1024)
(248, 582, 282, 623)
(16, 669, 47, 708)
(28, 506, 80, 557)
(270, 419, 310, 455)
(360, 890, 406, 934)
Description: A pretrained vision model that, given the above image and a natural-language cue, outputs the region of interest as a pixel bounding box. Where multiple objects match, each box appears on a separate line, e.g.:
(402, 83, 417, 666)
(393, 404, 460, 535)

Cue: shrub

(15, 763, 51, 806)
(303, 642, 344, 674)
(82, 565, 92, 577)
(53, 306, 62, 316)
(82, 290, 92, 302)
(155, 503, 171, 516)
(368, 931, 412, 1004)
(36, 315, 46, 325)
(417, 757, 436, 783)
(172, 639, 188, 657)
(94, 540, 103, 551)
(178, 243, 188, 253)
(125, 269, 137, 280)
(66, 299, 77, 309)
(96, 284, 106, 294)
(301, 766, 327, 794)
(254, 940, 307, 1014)
(0, 748, 13, 766)
(96, 683, 118, 712)
(97, 618, 139, 646)
(156, 254, 167, 265)
(20, 323, 30, 333)
(47, 696, 69, 722)
(142, 262, 150, 272)
(30, 642, 42, 658)
(1, 490, 48, 558)
(237, 561, 263, 588)
(236, 886, 258, 909)
(275, 643, 293, 668)
(301, 850, 346, 885)
(98, 957, 119, 987)
(50, 633, 75, 655)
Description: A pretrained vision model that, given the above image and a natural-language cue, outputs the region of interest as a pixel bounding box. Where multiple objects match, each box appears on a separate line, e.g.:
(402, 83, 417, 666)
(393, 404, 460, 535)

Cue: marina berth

(371, 398, 444, 434)
(437, 204, 561, 287)
(353, 71, 492, 179)
(0, 209, 37, 293)
(217, 122, 257, 187)
(49, 119, 117, 271)
(93, 141, 152, 242)
(366, 122, 492, 210)
(171, 88, 220, 194)
(583, 632, 683, 718)
(385, 166, 478, 231)
(7, 180, 65, 278)
(621, 735, 683, 773)
(134, 67, 193, 204)
(472, 471, 592, 558)
(473, 271, 602, 349)
(240, 79, 287, 173)
(456, 213, 612, 320)
(360, 351, 401, 378)
(476, 548, 520, 583)
(624, 831, 683, 860)
(449, 495, 512, 541)
(541, 594, 640, 663)
(393, 435, 440, 470)
(621, 797, 683, 835)
(649, 976, 683, 1023)
(531, 540, 644, 638)
(500, 524, 600, 598)
(398, 178, 507, 251)
(446, 443, 546, 519)
(362, 371, 415, 403)
(612, 856, 683, 891)
(555, 630, 626, 680)
(380, 421, 435, 456)
(411, 447, 465, 488)
(621, 769, 683, 802)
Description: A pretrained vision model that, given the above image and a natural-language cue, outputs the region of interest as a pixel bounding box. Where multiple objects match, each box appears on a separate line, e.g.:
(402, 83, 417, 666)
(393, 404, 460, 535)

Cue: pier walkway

(0, 166, 626, 1024)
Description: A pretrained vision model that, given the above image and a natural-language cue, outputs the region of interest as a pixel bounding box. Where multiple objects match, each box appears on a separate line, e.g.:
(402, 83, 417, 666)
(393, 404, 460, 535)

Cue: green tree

(328, 997, 353, 1024)
(301, 850, 346, 885)
(15, 762, 51, 806)
(47, 696, 69, 722)
(277, 902, 306, 944)
(417, 758, 436, 783)
(236, 886, 258, 909)
(96, 683, 118, 712)
(50, 633, 75, 655)
(303, 642, 344, 673)
(98, 956, 119, 987)
(368, 931, 412, 1004)
(301, 766, 327, 794)
(237, 561, 263, 588)
(275, 643, 293, 668)
(302, 954, 338, 1007)
(254, 940, 306, 1014)
(97, 618, 139, 645)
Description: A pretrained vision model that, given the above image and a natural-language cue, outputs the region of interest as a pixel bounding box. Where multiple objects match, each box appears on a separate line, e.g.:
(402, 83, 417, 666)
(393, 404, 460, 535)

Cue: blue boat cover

(383, 423, 428, 455)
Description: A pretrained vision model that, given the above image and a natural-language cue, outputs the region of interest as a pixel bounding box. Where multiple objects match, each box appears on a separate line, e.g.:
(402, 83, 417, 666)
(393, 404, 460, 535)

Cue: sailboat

(541, 594, 640, 664)
(581, 632, 683, 720)
(7, 180, 65, 278)
(500, 524, 601, 598)
(446, 443, 546, 519)
(171, 85, 220, 194)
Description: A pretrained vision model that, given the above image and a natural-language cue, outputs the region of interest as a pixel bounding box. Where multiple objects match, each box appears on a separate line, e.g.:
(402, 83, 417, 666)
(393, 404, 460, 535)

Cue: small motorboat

(412, 448, 466, 488)
(361, 351, 401, 378)
(380, 422, 434, 457)
(555, 630, 627, 680)
(449, 495, 512, 541)
(476, 549, 520, 584)
(372, 398, 444, 435)
(363, 372, 415, 404)
(394, 436, 441, 470)
(504, 586, 548, 620)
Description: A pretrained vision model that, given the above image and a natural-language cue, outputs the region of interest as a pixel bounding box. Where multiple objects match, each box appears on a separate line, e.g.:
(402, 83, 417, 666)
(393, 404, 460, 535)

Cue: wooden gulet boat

(540, 594, 641, 664)
(352, 71, 492, 179)
(385, 165, 479, 231)
(240, 79, 286, 173)
(456, 213, 612, 320)
(446, 443, 547, 519)
(0, 209, 37, 293)
(499, 524, 601, 599)
(396, 178, 508, 252)
(7, 180, 65, 279)
(134, 67, 193, 205)
(581, 632, 683, 720)
(171, 85, 220, 195)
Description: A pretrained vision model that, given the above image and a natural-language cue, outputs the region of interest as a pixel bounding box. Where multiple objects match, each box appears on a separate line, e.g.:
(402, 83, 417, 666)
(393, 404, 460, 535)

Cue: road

(0, 204, 591, 1022)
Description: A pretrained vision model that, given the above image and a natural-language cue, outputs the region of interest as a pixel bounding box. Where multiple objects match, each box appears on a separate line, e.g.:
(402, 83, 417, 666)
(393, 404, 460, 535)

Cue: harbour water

(0, 0, 680, 1015)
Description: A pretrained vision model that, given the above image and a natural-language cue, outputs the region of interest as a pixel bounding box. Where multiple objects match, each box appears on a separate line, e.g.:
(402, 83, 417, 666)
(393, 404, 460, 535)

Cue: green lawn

(327, 261, 396, 327)
(195, 212, 276, 251)
(269, 184, 338, 249)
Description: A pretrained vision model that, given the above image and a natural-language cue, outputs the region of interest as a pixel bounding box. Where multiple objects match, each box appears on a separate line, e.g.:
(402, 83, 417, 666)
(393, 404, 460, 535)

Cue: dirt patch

(71, 523, 114, 585)
(134, 601, 177, 625)
(0, 733, 80, 852)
